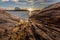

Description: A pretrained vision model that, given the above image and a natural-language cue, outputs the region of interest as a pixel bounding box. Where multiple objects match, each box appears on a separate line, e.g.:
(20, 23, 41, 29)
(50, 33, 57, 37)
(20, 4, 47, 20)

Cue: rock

(0, 10, 20, 40)
(28, 2, 60, 40)
(0, 2, 60, 40)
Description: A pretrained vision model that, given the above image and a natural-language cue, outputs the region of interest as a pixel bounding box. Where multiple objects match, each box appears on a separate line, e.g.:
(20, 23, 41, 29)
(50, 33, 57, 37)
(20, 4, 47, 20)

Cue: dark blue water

(6, 11, 29, 20)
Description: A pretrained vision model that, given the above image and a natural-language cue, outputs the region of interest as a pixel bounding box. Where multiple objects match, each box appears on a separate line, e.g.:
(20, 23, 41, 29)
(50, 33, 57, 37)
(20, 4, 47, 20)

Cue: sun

(27, 8, 34, 11)
(27, 8, 34, 16)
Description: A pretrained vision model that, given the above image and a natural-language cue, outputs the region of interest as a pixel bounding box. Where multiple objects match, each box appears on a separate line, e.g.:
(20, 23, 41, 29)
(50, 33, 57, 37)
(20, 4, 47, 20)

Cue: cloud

(28, 0, 34, 2)
(1, 0, 19, 2)
(38, 0, 45, 2)
(16, 2, 27, 4)
(1, 0, 9, 2)
(29, 0, 45, 2)
(12, 0, 19, 2)
(33, 0, 55, 3)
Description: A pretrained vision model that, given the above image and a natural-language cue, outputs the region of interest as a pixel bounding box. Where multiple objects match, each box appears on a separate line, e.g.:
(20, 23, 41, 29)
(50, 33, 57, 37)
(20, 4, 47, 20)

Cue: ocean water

(6, 11, 29, 20)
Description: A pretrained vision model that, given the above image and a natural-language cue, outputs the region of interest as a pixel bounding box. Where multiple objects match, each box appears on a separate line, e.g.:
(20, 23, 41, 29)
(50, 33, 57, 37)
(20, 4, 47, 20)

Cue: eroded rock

(29, 2, 60, 40)
(0, 2, 60, 40)
(0, 10, 21, 40)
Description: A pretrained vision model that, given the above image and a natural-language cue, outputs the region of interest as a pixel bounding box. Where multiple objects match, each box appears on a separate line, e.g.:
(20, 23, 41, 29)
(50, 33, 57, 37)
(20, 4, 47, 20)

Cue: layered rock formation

(0, 2, 60, 40)
(0, 11, 21, 40)
(29, 2, 60, 40)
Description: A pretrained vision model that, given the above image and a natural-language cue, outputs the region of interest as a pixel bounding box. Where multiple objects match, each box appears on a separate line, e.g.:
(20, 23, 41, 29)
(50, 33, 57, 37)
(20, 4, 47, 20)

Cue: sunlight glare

(28, 8, 34, 11)
(27, 8, 34, 16)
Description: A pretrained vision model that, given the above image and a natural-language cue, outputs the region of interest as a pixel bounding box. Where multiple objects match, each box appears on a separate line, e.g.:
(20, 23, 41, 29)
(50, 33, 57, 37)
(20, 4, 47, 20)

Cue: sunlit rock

(0, 2, 60, 40)
(0, 10, 21, 40)
(29, 2, 60, 40)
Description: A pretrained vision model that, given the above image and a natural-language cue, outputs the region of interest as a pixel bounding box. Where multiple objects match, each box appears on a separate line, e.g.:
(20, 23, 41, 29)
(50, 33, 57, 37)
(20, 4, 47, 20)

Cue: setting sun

(27, 8, 34, 16)
(27, 8, 34, 11)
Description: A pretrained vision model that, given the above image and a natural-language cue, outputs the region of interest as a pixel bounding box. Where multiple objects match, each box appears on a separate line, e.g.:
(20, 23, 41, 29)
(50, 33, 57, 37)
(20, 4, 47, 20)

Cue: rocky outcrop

(29, 2, 60, 40)
(0, 2, 60, 40)
(0, 10, 21, 40)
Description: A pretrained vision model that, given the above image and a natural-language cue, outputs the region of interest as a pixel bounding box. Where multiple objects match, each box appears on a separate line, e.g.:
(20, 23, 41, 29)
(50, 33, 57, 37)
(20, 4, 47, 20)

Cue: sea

(6, 11, 29, 20)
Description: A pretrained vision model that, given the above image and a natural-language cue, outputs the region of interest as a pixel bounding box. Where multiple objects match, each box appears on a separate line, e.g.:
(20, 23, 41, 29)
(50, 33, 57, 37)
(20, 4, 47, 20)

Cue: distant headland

(0, 7, 40, 11)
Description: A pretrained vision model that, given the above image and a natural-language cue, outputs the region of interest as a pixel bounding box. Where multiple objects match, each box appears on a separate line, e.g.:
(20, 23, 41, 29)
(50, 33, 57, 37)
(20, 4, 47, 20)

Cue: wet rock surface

(0, 2, 60, 40)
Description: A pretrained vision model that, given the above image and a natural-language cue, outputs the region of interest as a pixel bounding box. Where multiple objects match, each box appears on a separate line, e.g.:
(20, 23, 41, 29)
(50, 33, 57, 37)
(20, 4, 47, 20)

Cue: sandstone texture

(0, 11, 21, 40)
(0, 2, 60, 40)
(29, 2, 60, 40)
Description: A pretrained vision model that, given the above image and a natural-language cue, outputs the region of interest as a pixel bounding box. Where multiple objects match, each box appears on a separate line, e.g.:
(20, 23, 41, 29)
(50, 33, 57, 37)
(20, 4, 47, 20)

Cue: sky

(0, 0, 60, 10)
